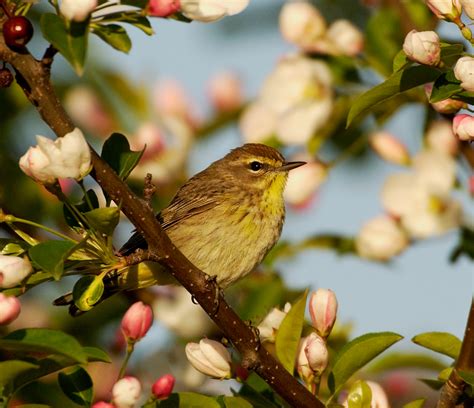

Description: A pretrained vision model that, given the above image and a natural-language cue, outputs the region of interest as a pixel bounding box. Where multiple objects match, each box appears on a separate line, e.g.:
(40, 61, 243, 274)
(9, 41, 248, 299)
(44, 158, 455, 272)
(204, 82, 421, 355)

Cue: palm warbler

(56, 143, 305, 313)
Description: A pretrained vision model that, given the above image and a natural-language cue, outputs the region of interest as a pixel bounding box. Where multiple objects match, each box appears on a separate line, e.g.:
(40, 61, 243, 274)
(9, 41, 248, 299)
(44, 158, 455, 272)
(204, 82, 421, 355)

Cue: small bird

(55, 143, 305, 314)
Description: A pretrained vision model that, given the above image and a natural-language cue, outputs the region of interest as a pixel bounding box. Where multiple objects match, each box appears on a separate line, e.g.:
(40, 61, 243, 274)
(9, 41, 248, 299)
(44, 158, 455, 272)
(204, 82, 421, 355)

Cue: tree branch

(437, 298, 474, 408)
(0, 19, 323, 408)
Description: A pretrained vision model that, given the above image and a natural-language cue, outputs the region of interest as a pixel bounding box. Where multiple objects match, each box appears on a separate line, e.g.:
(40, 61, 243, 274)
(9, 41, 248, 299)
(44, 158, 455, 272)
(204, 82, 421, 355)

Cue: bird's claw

(245, 320, 261, 351)
(205, 274, 222, 316)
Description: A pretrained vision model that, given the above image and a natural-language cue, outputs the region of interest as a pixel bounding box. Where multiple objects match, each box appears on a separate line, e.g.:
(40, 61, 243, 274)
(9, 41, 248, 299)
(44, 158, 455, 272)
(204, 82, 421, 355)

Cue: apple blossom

(309, 289, 338, 338)
(426, 0, 462, 20)
(121, 301, 153, 343)
(284, 156, 327, 208)
(130, 122, 165, 160)
(151, 374, 175, 399)
(279, 2, 327, 49)
(0, 255, 33, 288)
(413, 149, 456, 196)
(185, 339, 232, 379)
(355, 216, 408, 261)
(425, 84, 467, 114)
(403, 30, 441, 66)
(60, 0, 98, 22)
(0, 293, 21, 325)
(19, 128, 91, 184)
(426, 120, 458, 156)
(240, 102, 277, 143)
(257, 302, 291, 343)
(180, 0, 249, 22)
(369, 131, 411, 165)
(148, 0, 181, 17)
(453, 114, 474, 141)
(91, 403, 115, 408)
(207, 71, 243, 112)
(326, 19, 364, 57)
(296, 333, 328, 384)
(112, 376, 141, 408)
(454, 56, 474, 92)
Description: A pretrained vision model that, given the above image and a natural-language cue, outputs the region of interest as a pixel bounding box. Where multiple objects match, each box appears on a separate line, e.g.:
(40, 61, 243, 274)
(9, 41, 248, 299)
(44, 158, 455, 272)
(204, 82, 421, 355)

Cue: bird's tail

(53, 261, 177, 316)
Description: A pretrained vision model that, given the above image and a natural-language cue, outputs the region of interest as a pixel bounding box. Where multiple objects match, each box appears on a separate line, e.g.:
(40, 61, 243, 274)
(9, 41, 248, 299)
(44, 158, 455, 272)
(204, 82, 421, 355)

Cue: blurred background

(0, 0, 472, 406)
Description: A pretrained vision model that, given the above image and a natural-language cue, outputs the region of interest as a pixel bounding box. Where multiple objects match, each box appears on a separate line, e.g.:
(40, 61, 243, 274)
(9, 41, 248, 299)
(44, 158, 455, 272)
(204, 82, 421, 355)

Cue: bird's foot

(205, 274, 222, 316)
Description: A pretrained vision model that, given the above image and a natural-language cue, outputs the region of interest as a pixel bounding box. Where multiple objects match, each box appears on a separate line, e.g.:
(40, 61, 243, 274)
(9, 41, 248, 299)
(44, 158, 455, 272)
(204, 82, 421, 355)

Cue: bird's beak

(279, 161, 306, 172)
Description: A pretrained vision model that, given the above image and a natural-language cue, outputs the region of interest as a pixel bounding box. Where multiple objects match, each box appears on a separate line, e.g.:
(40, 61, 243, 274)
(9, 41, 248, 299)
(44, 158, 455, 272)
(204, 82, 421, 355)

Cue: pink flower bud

(92, 402, 115, 408)
(453, 114, 474, 141)
(425, 84, 467, 114)
(121, 301, 153, 343)
(454, 56, 474, 92)
(326, 19, 364, 57)
(148, 0, 181, 17)
(0, 293, 21, 325)
(130, 122, 165, 161)
(426, 120, 458, 156)
(309, 289, 338, 338)
(296, 333, 328, 384)
(151, 374, 175, 400)
(426, 0, 461, 20)
(0, 255, 33, 288)
(208, 72, 243, 112)
(403, 30, 440, 66)
(154, 80, 190, 119)
(185, 339, 232, 379)
(369, 131, 411, 165)
(112, 376, 141, 408)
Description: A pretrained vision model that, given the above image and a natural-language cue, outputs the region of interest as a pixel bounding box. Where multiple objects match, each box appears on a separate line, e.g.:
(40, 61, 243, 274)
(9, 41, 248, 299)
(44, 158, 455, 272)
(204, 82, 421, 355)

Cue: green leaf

(83, 346, 111, 363)
(403, 399, 426, 408)
(367, 352, 445, 373)
(419, 378, 445, 390)
(40, 14, 88, 75)
(0, 360, 39, 387)
(28, 240, 76, 281)
(346, 380, 372, 408)
(63, 189, 100, 228)
(16, 405, 52, 408)
(101, 133, 144, 180)
(392, 50, 411, 72)
(72, 275, 105, 312)
(84, 207, 120, 235)
(222, 396, 254, 408)
(347, 65, 441, 127)
(0, 239, 30, 256)
(440, 43, 464, 66)
(429, 70, 462, 103)
(412, 332, 461, 359)
(96, 12, 153, 35)
(275, 289, 308, 373)
(121, 0, 148, 7)
(58, 366, 93, 407)
(92, 24, 132, 53)
(235, 373, 281, 408)
(152, 392, 221, 407)
(0, 328, 87, 364)
(458, 371, 474, 387)
(328, 332, 403, 397)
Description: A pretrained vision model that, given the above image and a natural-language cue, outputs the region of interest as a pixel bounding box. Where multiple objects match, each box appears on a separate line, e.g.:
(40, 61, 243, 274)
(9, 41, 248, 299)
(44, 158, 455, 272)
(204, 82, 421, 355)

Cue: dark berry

(0, 67, 13, 88)
(3, 16, 34, 50)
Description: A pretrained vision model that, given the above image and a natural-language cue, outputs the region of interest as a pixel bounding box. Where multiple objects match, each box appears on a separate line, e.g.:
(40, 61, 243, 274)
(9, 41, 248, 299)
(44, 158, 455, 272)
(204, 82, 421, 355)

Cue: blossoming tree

(0, 0, 473, 407)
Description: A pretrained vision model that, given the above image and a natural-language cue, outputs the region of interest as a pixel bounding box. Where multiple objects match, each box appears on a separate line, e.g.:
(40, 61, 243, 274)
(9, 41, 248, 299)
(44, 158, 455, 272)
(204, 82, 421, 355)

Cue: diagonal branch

(0, 20, 323, 408)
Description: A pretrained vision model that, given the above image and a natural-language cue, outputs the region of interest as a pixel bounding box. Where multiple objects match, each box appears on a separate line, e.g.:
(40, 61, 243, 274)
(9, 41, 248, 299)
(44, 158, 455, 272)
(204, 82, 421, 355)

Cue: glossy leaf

(29, 240, 76, 281)
(0, 360, 38, 386)
(412, 332, 461, 359)
(440, 43, 464, 66)
(347, 65, 441, 127)
(222, 397, 254, 408)
(236, 373, 281, 408)
(63, 189, 100, 228)
(403, 399, 426, 408)
(367, 352, 445, 373)
(72, 275, 105, 312)
(96, 12, 153, 35)
(328, 332, 403, 397)
(275, 290, 308, 373)
(458, 371, 474, 386)
(151, 392, 221, 407)
(92, 24, 132, 53)
(419, 378, 444, 390)
(0, 328, 87, 364)
(40, 14, 88, 75)
(84, 207, 120, 235)
(0, 239, 30, 256)
(101, 133, 144, 180)
(83, 346, 111, 363)
(58, 366, 93, 407)
(392, 50, 411, 72)
(429, 70, 462, 103)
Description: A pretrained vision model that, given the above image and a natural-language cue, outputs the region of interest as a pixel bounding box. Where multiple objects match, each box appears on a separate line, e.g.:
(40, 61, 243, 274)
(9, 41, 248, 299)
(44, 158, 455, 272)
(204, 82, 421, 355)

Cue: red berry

(0, 67, 13, 88)
(3, 16, 34, 50)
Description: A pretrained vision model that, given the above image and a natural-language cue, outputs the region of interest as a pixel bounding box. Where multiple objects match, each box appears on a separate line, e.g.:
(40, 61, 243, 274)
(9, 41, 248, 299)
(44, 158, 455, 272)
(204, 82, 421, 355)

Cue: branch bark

(437, 298, 474, 408)
(0, 17, 323, 408)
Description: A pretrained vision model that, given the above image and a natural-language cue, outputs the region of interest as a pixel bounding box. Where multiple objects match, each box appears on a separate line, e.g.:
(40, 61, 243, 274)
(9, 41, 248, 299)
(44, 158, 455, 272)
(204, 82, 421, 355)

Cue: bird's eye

(249, 161, 263, 171)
